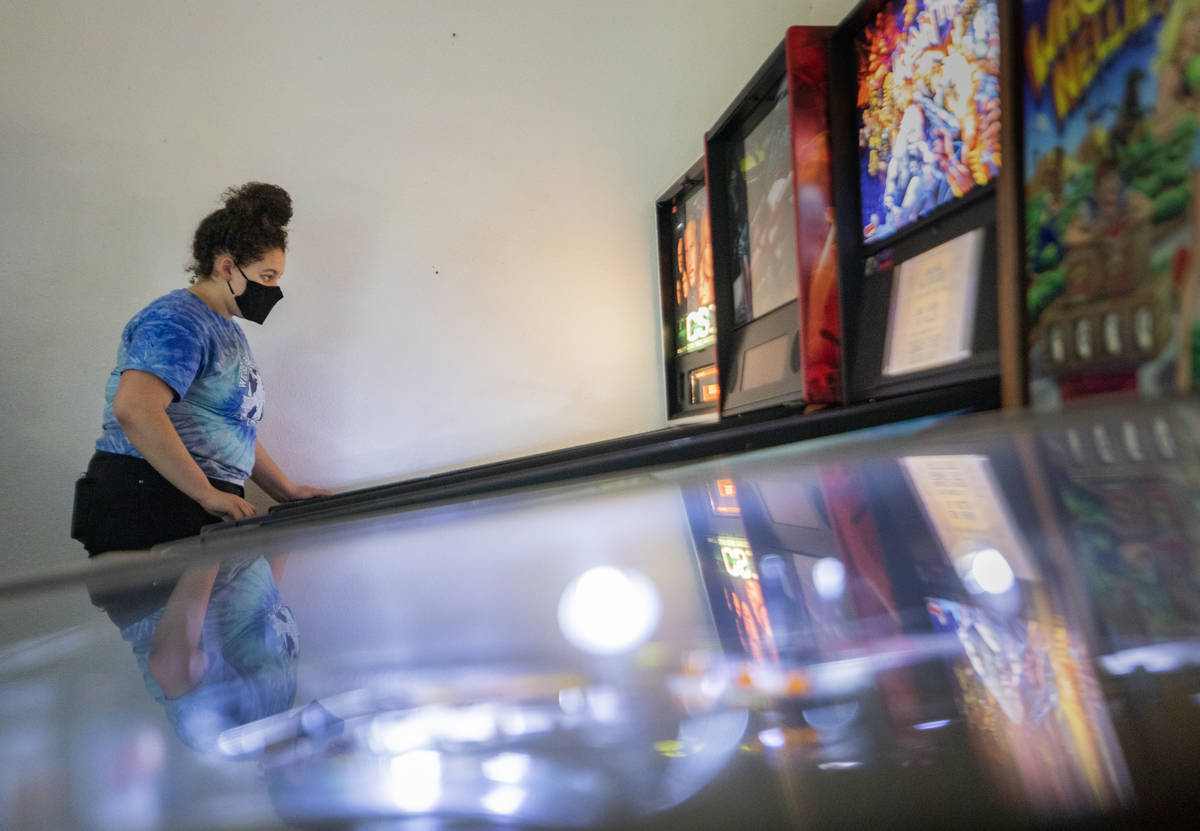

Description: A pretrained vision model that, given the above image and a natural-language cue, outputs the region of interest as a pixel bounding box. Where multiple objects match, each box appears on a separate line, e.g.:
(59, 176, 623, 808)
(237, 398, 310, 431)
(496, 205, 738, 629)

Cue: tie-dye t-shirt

(96, 289, 264, 484)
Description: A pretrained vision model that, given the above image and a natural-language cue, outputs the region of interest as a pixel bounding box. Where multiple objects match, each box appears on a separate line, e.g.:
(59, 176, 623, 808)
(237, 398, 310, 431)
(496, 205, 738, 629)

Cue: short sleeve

(119, 307, 205, 401)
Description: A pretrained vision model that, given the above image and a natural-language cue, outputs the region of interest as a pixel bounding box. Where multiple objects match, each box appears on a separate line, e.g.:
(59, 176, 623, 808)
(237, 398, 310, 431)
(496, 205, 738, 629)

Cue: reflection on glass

(557, 566, 662, 655)
(926, 596, 1130, 813)
(88, 554, 297, 752)
(730, 77, 800, 326)
(10, 400, 1200, 827)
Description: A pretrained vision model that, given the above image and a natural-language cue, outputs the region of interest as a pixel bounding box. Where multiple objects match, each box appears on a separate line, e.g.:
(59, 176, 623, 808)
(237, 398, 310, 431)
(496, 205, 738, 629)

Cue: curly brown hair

(188, 182, 292, 280)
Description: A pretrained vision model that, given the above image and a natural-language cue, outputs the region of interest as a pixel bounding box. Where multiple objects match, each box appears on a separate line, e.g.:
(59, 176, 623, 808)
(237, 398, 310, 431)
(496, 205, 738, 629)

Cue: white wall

(0, 0, 856, 576)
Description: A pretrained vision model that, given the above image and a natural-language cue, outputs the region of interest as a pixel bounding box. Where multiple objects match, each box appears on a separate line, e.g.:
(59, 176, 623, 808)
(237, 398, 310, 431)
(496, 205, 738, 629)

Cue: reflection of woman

(92, 555, 300, 750)
(72, 182, 328, 712)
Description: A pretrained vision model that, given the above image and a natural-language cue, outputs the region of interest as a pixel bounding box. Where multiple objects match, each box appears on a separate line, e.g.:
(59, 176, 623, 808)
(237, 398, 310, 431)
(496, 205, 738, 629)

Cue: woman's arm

(251, 440, 333, 502)
(147, 561, 220, 699)
(112, 369, 256, 521)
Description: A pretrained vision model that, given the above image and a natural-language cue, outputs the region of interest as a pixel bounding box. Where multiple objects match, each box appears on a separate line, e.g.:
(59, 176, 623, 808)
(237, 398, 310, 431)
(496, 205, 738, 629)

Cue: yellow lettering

(1053, 50, 1082, 122)
(1035, 0, 1158, 126)
(1027, 20, 1057, 93)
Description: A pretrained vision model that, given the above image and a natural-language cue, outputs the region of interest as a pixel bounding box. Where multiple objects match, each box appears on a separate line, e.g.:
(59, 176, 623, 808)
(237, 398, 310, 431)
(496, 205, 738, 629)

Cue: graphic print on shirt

(237, 353, 265, 424)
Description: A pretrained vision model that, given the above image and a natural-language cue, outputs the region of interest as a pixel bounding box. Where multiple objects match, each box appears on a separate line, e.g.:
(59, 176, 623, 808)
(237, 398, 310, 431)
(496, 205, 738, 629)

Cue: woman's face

(239, 248, 286, 288)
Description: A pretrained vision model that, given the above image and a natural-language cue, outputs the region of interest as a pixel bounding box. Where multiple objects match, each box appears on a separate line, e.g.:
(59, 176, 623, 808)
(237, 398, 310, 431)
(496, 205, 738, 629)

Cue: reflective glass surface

(5, 399, 1200, 829)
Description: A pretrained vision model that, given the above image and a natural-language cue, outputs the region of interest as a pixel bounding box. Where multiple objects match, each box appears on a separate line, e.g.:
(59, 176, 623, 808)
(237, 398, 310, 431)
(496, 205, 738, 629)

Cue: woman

(73, 181, 330, 709)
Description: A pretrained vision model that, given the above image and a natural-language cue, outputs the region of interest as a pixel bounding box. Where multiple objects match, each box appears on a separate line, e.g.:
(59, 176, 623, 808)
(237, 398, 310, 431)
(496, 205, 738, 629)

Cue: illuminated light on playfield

(482, 753, 531, 785)
(482, 785, 526, 816)
(557, 567, 662, 655)
(818, 761, 863, 771)
(387, 751, 441, 812)
(758, 727, 786, 749)
(914, 719, 952, 732)
(964, 548, 1015, 596)
(813, 557, 846, 601)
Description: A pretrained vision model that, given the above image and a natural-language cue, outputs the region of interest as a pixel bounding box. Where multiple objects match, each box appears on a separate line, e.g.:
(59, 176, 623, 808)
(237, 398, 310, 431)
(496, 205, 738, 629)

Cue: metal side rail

(201, 377, 1000, 538)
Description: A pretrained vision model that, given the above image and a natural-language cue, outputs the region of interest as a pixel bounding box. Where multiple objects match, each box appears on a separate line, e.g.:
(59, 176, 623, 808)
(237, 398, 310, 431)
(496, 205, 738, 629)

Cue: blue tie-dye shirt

(96, 289, 264, 484)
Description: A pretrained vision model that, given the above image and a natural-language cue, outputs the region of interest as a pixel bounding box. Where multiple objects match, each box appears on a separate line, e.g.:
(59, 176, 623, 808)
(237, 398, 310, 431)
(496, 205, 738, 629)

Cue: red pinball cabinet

(705, 26, 842, 418)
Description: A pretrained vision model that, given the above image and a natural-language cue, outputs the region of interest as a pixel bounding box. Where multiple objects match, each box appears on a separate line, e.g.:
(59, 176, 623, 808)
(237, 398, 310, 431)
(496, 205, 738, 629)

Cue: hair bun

(223, 182, 292, 228)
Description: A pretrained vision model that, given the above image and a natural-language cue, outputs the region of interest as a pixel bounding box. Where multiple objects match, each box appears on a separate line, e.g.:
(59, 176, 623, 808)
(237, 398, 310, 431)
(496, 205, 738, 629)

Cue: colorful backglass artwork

(856, 0, 1002, 244)
(673, 183, 716, 356)
(731, 78, 801, 326)
(1022, 0, 1200, 407)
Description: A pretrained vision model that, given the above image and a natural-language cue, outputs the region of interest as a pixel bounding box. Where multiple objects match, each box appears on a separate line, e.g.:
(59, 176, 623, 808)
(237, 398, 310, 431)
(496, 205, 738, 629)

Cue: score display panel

(830, 0, 1004, 402)
(657, 158, 720, 420)
(705, 27, 842, 418)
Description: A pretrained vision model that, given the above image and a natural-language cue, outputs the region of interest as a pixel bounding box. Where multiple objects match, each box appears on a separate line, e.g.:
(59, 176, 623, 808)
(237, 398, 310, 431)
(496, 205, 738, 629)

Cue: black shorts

(72, 450, 244, 557)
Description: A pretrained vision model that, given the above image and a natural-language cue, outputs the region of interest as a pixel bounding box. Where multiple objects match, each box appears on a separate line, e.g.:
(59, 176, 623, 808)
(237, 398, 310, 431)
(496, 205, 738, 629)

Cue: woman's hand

(251, 441, 334, 503)
(198, 487, 258, 521)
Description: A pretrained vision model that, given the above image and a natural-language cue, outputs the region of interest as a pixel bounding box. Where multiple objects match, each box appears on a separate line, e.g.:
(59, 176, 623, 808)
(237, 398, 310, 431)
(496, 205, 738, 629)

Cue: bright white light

(914, 719, 952, 732)
(968, 549, 1016, 595)
(758, 728, 785, 749)
(482, 785, 526, 816)
(439, 705, 496, 744)
(388, 750, 441, 812)
(482, 752, 531, 784)
(813, 558, 846, 601)
(369, 713, 433, 755)
(818, 761, 863, 771)
(557, 566, 662, 655)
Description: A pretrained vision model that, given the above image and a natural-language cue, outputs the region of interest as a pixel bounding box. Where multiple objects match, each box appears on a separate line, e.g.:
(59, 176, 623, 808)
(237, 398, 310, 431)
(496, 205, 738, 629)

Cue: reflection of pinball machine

(1035, 407, 1200, 647)
(678, 465, 986, 828)
(1023, 402, 1200, 817)
(871, 447, 1133, 818)
(682, 470, 891, 664)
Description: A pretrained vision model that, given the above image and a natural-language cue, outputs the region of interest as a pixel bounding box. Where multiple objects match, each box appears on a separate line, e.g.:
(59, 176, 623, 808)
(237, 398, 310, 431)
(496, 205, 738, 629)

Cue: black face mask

(230, 264, 283, 325)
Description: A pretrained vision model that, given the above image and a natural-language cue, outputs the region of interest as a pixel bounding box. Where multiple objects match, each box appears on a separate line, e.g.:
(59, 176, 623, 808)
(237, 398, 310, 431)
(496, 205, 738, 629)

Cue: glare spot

(482, 753, 531, 784)
(818, 760, 863, 771)
(557, 567, 662, 655)
(813, 558, 846, 601)
(914, 719, 952, 731)
(482, 785, 525, 816)
(439, 704, 496, 744)
(967, 548, 1015, 595)
(758, 727, 785, 748)
(388, 751, 441, 812)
